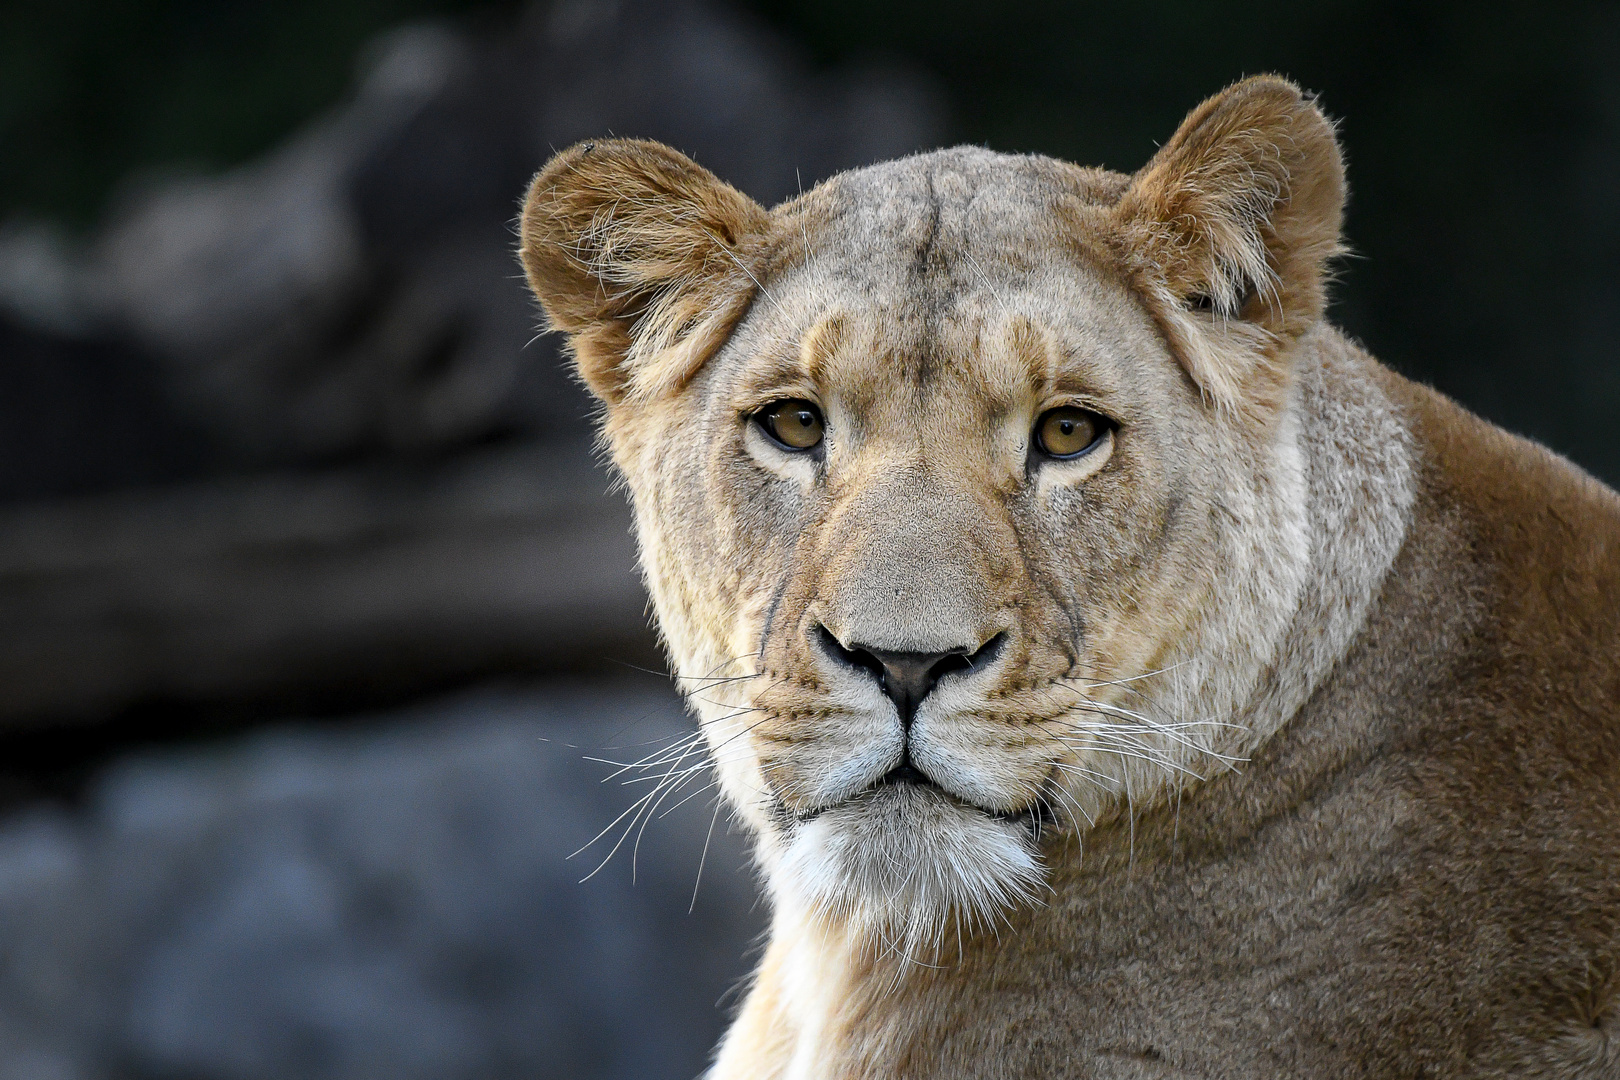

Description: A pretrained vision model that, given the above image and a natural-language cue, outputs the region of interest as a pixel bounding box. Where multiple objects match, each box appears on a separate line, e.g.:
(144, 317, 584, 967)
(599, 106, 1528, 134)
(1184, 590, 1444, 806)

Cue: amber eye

(1034, 406, 1106, 459)
(757, 399, 825, 451)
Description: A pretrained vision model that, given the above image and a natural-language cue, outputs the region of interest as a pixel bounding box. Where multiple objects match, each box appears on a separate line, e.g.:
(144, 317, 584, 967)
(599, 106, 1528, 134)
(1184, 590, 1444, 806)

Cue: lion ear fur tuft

(519, 139, 769, 404)
(1113, 75, 1346, 421)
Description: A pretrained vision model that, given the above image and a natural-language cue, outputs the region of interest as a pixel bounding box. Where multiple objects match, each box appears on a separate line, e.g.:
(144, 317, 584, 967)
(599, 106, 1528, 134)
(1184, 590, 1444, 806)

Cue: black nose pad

(818, 628, 1003, 726)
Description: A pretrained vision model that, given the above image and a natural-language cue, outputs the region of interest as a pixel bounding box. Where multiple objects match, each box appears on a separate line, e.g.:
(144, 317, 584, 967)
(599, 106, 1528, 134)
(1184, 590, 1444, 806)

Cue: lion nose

(817, 628, 1002, 726)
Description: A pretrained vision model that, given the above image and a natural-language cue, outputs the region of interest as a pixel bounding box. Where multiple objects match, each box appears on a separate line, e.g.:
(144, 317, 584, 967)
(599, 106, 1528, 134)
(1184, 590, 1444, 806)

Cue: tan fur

(519, 138, 768, 402)
(519, 77, 1620, 1078)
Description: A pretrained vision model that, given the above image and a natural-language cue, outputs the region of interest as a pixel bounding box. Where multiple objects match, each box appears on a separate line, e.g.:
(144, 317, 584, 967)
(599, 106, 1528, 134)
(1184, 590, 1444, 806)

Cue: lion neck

(1212, 324, 1416, 763)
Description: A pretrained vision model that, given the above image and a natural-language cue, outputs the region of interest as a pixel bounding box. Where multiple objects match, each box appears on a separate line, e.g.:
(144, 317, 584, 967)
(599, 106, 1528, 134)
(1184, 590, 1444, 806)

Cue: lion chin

(773, 782, 1046, 960)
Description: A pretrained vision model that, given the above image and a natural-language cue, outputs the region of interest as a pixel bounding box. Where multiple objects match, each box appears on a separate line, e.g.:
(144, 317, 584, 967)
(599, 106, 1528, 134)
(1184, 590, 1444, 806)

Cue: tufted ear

(519, 139, 769, 404)
(1112, 75, 1345, 421)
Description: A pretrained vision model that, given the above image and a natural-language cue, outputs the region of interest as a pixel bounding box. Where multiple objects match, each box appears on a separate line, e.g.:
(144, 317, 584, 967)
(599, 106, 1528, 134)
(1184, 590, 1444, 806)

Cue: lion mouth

(789, 761, 1055, 839)
(876, 762, 933, 788)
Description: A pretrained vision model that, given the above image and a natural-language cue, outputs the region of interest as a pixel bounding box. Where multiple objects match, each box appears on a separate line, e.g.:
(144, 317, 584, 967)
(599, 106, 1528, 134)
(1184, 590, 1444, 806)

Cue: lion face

(521, 79, 1348, 952)
(614, 159, 1304, 951)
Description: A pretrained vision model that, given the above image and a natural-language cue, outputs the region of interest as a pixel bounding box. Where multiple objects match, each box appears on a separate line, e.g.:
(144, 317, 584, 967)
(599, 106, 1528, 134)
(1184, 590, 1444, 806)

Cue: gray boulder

(0, 684, 763, 1080)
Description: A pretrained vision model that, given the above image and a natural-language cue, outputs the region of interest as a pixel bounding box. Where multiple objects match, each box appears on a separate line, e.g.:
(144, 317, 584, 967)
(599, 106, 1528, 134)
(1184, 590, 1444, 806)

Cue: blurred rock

(0, 0, 946, 726)
(0, 315, 212, 502)
(10, 0, 945, 468)
(91, 23, 475, 464)
(0, 683, 763, 1080)
(0, 447, 647, 721)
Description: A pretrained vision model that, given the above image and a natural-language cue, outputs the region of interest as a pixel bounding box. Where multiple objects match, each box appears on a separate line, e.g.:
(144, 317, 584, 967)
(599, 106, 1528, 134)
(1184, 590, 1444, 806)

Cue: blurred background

(0, 0, 1615, 1076)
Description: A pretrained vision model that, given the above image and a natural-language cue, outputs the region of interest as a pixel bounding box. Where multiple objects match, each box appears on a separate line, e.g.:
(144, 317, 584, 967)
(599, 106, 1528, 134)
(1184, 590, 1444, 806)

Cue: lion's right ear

(519, 139, 769, 404)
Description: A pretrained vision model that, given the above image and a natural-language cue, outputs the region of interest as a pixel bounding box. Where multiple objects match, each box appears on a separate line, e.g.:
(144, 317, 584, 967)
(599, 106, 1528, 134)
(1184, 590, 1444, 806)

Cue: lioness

(519, 77, 1620, 1078)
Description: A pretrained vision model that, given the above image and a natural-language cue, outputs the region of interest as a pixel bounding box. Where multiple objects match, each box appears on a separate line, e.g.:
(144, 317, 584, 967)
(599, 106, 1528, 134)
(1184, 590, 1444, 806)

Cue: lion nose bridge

(815, 472, 1002, 655)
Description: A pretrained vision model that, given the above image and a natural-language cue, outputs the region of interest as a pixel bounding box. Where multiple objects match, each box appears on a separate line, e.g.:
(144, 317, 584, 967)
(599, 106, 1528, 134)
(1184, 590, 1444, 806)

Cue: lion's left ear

(1112, 76, 1345, 420)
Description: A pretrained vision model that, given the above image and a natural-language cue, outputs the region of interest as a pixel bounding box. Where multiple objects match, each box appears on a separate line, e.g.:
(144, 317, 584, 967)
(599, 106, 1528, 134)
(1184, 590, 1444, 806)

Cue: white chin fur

(774, 784, 1045, 960)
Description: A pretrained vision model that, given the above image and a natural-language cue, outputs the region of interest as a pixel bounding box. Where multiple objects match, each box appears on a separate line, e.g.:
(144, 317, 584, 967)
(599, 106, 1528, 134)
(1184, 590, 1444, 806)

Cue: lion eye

(757, 399, 825, 451)
(1034, 406, 1105, 459)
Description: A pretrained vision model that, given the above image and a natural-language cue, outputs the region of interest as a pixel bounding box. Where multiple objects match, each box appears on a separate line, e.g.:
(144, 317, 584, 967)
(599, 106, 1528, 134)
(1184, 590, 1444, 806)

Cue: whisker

(1052, 736, 1210, 781)
(1060, 659, 1191, 689)
(690, 797, 724, 914)
(570, 784, 668, 872)
(659, 774, 724, 818)
(630, 736, 708, 881)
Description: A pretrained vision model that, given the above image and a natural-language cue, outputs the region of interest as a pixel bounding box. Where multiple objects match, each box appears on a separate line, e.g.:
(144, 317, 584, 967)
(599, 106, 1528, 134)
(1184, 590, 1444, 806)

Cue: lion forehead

(771, 146, 1131, 297)
(712, 157, 1161, 427)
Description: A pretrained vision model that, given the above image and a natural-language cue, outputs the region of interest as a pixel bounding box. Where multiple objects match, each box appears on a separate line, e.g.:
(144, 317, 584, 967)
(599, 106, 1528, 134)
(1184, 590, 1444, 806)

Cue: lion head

(519, 77, 1403, 957)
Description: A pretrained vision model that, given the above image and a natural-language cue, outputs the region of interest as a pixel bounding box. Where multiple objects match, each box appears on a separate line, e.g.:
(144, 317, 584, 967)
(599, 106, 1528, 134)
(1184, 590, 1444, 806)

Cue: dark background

(8, 0, 1618, 479)
(0, 2, 1614, 1077)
